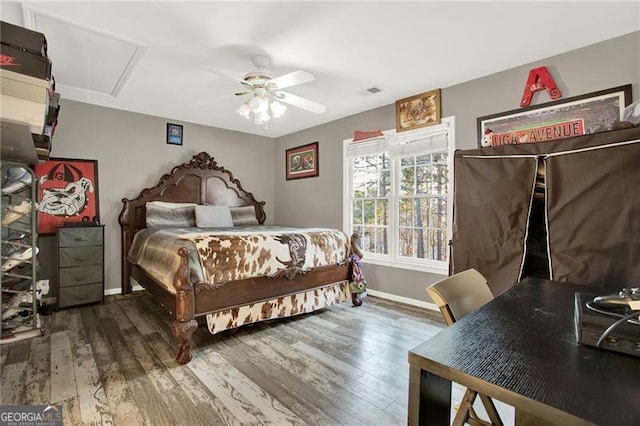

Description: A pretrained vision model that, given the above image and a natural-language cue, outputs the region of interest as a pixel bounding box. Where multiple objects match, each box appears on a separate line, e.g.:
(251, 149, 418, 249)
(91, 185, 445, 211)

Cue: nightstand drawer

(58, 283, 103, 308)
(59, 246, 103, 267)
(59, 264, 102, 287)
(58, 227, 103, 247)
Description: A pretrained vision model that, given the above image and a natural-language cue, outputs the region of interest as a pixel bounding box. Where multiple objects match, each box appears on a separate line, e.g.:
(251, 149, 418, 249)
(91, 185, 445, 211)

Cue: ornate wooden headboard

(118, 152, 266, 293)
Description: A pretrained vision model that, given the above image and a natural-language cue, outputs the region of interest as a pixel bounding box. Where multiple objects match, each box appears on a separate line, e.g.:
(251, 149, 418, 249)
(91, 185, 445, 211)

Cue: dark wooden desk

(408, 277, 640, 425)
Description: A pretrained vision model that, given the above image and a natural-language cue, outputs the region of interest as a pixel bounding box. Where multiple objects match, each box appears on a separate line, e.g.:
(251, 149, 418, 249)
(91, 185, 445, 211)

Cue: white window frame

(343, 116, 455, 275)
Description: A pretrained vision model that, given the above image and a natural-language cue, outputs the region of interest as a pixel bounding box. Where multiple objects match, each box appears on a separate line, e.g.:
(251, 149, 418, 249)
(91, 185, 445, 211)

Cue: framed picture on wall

(477, 84, 632, 147)
(34, 158, 100, 234)
(167, 123, 183, 146)
(395, 89, 441, 132)
(286, 142, 319, 180)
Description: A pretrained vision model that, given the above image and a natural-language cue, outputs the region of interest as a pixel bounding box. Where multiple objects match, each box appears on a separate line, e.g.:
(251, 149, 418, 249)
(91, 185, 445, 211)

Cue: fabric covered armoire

(451, 127, 640, 296)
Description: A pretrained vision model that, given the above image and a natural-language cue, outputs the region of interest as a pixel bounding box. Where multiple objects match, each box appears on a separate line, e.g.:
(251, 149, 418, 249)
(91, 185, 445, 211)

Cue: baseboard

(104, 284, 144, 296)
(366, 289, 438, 311)
(104, 286, 437, 310)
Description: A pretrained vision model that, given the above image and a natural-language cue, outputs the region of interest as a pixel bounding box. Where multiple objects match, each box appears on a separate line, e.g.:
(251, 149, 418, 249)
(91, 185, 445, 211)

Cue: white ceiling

(3, 1, 640, 138)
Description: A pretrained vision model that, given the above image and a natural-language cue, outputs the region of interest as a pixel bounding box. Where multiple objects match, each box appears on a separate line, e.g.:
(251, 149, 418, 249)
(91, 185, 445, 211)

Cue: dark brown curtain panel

(546, 140, 640, 288)
(452, 153, 537, 296)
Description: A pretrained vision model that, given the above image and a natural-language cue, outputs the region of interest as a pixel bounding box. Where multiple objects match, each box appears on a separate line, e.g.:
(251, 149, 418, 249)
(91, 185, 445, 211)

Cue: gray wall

(44, 101, 275, 293)
(274, 31, 640, 303)
(40, 31, 639, 302)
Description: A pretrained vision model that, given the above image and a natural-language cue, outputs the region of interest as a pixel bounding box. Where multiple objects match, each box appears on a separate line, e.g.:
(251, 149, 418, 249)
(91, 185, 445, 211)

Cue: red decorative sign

(353, 130, 383, 142)
(487, 119, 584, 147)
(520, 66, 561, 107)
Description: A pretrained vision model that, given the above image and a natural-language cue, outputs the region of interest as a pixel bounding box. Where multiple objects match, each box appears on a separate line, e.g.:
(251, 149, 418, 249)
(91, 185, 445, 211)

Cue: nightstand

(56, 225, 104, 309)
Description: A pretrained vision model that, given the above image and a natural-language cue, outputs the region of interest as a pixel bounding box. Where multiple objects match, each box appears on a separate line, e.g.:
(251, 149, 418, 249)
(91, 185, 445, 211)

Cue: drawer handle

(75, 276, 88, 281)
(74, 293, 89, 300)
(75, 237, 89, 242)
(75, 257, 89, 262)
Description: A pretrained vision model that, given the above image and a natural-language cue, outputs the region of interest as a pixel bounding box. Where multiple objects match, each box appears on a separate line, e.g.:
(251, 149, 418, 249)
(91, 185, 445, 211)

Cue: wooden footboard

(166, 234, 362, 365)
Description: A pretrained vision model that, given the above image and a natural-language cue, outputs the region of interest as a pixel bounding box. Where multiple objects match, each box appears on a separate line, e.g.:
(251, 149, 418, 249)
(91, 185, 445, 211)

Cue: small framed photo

(167, 123, 183, 146)
(395, 88, 441, 132)
(286, 142, 319, 180)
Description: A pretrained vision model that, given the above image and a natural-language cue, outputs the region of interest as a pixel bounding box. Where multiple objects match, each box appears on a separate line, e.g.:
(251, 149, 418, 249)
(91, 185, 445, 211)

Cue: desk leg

(408, 365, 451, 426)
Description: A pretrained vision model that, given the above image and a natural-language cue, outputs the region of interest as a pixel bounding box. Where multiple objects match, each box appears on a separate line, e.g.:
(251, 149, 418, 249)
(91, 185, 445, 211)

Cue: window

(343, 117, 455, 274)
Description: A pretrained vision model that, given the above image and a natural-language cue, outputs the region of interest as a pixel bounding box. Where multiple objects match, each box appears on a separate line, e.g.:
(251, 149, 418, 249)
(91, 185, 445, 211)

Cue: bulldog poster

(34, 158, 100, 234)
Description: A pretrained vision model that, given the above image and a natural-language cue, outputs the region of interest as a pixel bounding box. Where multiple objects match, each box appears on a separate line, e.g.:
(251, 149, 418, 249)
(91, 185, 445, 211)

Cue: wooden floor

(1, 293, 448, 425)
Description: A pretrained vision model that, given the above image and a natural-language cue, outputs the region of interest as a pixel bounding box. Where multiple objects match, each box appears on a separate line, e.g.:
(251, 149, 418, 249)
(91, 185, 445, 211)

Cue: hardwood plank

(59, 396, 83, 425)
(118, 298, 157, 336)
(81, 307, 144, 425)
(49, 309, 69, 334)
(59, 307, 113, 423)
(242, 332, 403, 424)
(0, 361, 27, 404)
(72, 342, 113, 425)
(199, 346, 306, 426)
(50, 331, 76, 403)
(144, 332, 233, 425)
(102, 298, 135, 332)
(187, 353, 263, 425)
(195, 331, 338, 426)
(2, 339, 31, 364)
(211, 331, 370, 426)
(188, 345, 306, 426)
(281, 315, 413, 391)
(125, 329, 212, 425)
(23, 331, 51, 404)
(93, 304, 177, 425)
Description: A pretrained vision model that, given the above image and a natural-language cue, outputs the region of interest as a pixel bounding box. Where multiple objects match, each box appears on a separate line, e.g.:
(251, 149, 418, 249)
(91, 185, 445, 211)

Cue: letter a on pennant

(520, 66, 562, 107)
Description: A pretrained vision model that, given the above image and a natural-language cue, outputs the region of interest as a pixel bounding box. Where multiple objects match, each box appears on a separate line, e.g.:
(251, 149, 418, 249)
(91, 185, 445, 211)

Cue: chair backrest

(426, 268, 495, 326)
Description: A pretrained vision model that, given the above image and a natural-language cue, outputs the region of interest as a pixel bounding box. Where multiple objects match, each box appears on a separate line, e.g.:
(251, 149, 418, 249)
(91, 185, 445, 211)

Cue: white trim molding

(104, 284, 144, 296)
(366, 288, 439, 311)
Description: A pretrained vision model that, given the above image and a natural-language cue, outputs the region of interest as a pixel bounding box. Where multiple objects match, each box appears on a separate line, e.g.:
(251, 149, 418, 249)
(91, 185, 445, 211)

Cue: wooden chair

(426, 268, 504, 426)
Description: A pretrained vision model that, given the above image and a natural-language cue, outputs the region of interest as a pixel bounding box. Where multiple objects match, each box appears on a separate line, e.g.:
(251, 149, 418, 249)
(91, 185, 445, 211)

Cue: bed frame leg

(173, 247, 197, 364)
(172, 319, 198, 364)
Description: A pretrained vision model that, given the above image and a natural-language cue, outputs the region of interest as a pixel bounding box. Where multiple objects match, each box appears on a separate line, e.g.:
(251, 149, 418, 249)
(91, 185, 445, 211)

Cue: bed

(119, 152, 363, 364)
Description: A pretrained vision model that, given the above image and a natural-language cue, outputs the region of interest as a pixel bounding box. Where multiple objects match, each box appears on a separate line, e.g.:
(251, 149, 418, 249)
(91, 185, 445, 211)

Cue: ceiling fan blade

(235, 91, 250, 96)
(269, 70, 315, 90)
(276, 91, 326, 114)
(199, 65, 244, 84)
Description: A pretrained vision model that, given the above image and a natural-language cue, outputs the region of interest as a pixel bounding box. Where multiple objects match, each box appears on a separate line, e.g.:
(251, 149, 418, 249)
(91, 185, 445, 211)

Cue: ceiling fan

(211, 55, 326, 125)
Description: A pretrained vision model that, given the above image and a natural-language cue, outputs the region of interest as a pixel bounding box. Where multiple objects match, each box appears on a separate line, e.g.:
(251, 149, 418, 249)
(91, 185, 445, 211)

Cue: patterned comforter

(128, 226, 350, 293)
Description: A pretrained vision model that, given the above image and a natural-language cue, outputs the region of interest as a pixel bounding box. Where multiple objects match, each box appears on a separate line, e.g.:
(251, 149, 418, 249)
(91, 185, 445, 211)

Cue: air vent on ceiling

(22, 7, 146, 97)
(358, 87, 383, 96)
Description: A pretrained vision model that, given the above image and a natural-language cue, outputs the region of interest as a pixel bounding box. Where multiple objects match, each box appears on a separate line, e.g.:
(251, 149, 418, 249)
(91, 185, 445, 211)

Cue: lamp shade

(236, 92, 287, 125)
(270, 101, 287, 118)
(248, 96, 268, 113)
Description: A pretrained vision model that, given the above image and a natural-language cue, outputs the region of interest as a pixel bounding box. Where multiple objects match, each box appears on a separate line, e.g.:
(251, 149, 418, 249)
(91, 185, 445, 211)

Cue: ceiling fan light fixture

(248, 95, 269, 113)
(254, 109, 270, 125)
(236, 102, 251, 119)
(270, 100, 287, 118)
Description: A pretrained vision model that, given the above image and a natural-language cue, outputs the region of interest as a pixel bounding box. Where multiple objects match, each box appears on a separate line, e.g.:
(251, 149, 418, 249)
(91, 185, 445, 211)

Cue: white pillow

(195, 205, 234, 227)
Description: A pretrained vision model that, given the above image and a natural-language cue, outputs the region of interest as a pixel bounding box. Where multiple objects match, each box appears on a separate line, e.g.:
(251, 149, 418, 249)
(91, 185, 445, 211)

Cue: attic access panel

(23, 7, 145, 97)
